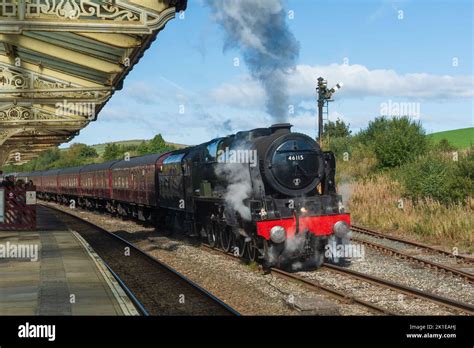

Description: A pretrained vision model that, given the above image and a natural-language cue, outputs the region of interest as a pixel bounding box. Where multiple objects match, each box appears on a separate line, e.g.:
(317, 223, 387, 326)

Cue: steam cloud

(215, 162, 252, 221)
(206, 0, 300, 122)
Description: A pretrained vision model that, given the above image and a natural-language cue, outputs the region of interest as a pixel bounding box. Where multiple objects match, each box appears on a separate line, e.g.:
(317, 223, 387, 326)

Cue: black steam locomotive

(20, 124, 351, 270)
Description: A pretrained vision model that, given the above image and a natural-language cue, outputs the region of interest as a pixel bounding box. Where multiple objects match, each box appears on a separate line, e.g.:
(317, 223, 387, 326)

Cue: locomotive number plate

(288, 155, 304, 161)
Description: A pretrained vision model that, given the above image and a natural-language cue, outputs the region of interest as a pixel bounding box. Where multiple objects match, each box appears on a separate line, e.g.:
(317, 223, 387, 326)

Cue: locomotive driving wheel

(235, 236, 246, 258)
(247, 237, 259, 262)
(206, 221, 218, 248)
(219, 225, 234, 252)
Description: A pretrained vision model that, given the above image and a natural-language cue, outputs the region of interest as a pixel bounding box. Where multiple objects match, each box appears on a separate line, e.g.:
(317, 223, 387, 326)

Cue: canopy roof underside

(0, 0, 186, 166)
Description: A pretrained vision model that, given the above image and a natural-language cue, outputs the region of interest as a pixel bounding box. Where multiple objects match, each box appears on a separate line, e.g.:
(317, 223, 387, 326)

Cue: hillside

(89, 140, 142, 156)
(428, 127, 474, 149)
(72, 140, 188, 156)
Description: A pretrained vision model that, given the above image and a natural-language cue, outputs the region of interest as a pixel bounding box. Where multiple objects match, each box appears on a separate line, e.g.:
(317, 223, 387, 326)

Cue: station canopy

(0, 0, 187, 166)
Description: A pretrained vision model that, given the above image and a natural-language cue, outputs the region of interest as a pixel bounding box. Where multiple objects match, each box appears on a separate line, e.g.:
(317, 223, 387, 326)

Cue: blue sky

(69, 0, 473, 146)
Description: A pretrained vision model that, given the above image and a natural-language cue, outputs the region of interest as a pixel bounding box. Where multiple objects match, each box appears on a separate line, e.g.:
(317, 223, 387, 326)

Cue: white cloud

(208, 76, 266, 109)
(89, 64, 472, 146)
(209, 63, 474, 109)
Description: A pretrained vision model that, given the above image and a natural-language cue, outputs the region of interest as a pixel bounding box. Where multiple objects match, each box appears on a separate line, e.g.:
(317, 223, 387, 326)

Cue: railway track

(322, 263, 474, 314)
(201, 244, 474, 316)
(351, 225, 474, 263)
(350, 225, 474, 283)
(268, 267, 397, 315)
(200, 244, 396, 315)
(201, 244, 401, 315)
(41, 204, 239, 316)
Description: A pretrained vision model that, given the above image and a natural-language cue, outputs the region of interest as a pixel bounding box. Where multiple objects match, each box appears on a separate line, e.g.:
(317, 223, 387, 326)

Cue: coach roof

(111, 153, 165, 170)
(59, 166, 83, 175)
(81, 160, 120, 173)
(41, 169, 62, 176)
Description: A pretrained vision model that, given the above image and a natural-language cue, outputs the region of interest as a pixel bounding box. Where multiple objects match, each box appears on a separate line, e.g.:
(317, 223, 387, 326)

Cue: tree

(359, 116, 427, 169)
(68, 143, 98, 160)
(147, 134, 167, 153)
(139, 134, 176, 155)
(34, 148, 61, 169)
(103, 143, 122, 161)
(137, 141, 149, 156)
(323, 118, 352, 138)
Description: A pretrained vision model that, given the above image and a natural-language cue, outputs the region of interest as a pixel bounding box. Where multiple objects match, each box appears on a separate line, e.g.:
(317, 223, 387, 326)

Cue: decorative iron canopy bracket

(0, 1, 177, 34)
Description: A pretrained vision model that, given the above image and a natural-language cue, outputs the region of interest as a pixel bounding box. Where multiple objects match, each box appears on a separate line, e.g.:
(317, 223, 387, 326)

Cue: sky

(67, 0, 473, 147)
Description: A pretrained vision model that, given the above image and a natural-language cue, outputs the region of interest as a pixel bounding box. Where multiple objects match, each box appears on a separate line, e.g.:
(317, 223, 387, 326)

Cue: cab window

(204, 139, 222, 163)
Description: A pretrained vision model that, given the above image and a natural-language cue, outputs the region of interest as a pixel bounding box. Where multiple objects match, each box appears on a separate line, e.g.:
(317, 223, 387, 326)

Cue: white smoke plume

(267, 236, 304, 268)
(337, 182, 353, 209)
(215, 163, 252, 221)
(206, 0, 300, 121)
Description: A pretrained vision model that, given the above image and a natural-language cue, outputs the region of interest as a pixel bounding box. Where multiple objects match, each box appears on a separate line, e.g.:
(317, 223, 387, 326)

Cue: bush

(322, 118, 351, 139)
(358, 116, 428, 169)
(335, 141, 378, 181)
(397, 149, 474, 205)
(434, 138, 457, 152)
(327, 136, 356, 159)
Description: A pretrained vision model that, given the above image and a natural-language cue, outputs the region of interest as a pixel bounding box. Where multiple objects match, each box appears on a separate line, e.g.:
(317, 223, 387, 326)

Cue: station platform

(0, 206, 138, 315)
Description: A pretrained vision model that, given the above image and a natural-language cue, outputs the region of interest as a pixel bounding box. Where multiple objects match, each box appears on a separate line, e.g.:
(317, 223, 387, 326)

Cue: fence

(0, 186, 36, 230)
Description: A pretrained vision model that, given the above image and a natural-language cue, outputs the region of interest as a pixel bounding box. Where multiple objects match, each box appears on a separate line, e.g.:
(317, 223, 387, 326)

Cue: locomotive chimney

(270, 123, 292, 135)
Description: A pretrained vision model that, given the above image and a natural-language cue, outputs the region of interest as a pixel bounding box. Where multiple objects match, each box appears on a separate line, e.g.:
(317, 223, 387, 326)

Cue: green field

(428, 127, 474, 149)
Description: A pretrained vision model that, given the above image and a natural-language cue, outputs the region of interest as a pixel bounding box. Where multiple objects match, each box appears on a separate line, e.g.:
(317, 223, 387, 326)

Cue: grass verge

(346, 175, 473, 253)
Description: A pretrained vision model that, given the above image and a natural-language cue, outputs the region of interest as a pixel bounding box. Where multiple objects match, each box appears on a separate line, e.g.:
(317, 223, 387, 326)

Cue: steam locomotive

(18, 124, 350, 270)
